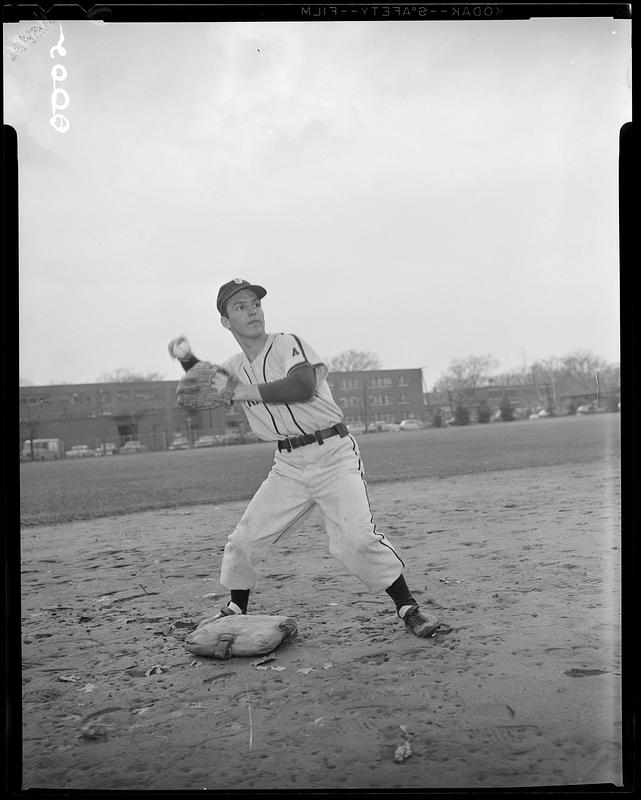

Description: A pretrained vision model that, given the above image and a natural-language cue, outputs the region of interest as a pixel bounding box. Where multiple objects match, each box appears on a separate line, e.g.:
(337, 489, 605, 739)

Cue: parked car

(120, 440, 148, 455)
(195, 435, 222, 448)
(94, 443, 118, 456)
(576, 404, 596, 415)
(169, 436, 190, 451)
(368, 421, 400, 433)
(65, 444, 94, 458)
(22, 438, 62, 461)
(220, 432, 242, 445)
(399, 419, 424, 431)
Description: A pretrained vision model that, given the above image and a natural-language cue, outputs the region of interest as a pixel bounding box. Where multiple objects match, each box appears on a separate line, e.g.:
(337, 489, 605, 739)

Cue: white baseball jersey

(223, 333, 343, 441)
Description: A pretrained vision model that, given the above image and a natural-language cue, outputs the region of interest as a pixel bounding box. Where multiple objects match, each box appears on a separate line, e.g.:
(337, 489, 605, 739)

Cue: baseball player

(172, 278, 442, 638)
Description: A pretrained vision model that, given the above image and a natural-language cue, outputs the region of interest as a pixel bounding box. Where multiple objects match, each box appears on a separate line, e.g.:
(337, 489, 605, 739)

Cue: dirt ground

(18, 459, 622, 791)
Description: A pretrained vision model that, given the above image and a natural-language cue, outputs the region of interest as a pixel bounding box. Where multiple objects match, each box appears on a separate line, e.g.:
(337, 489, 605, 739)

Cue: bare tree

(558, 349, 609, 384)
(97, 368, 166, 383)
(20, 399, 40, 460)
(433, 354, 499, 393)
(327, 350, 382, 372)
(491, 365, 533, 386)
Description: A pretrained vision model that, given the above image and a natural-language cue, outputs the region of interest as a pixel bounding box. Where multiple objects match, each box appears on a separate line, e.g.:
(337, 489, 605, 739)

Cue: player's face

(221, 290, 265, 338)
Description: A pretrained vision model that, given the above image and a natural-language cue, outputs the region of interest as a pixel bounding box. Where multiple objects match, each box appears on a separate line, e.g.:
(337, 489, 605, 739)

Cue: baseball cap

(217, 279, 267, 316)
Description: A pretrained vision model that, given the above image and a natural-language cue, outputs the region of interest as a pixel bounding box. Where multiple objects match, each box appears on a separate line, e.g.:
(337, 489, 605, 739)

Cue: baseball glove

(185, 614, 298, 660)
(176, 361, 237, 410)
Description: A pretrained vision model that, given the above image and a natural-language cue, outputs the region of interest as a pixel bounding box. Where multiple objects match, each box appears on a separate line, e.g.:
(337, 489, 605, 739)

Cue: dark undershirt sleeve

(180, 356, 200, 372)
(257, 363, 316, 403)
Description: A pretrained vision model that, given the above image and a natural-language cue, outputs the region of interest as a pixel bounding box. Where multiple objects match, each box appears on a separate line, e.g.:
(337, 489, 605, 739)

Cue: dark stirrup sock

(230, 589, 250, 614)
(385, 574, 416, 613)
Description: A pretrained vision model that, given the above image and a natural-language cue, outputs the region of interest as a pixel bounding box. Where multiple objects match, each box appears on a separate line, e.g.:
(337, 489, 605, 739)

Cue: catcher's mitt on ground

(176, 361, 237, 410)
(185, 614, 298, 659)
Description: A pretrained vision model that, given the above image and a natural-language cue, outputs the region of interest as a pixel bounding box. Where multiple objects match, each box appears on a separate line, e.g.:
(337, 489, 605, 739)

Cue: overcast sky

(5, 16, 630, 390)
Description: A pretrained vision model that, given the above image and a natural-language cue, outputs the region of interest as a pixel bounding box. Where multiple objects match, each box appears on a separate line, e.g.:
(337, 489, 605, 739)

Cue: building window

(340, 378, 359, 390)
(398, 393, 409, 405)
(372, 413, 395, 423)
(350, 397, 360, 407)
(370, 395, 391, 406)
(397, 377, 409, 387)
(117, 391, 131, 401)
(370, 377, 392, 388)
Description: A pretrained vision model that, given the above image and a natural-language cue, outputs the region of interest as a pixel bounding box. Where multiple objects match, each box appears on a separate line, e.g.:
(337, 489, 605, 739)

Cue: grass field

(19, 414, 620, 527)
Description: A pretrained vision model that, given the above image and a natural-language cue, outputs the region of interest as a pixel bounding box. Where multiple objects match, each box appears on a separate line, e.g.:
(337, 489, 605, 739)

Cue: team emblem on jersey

(292, 348, 300, 357)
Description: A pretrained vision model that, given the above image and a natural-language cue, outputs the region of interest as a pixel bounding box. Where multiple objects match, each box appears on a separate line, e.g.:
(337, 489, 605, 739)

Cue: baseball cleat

(202, 602, 244, 625)
(403, 605, 441, 638)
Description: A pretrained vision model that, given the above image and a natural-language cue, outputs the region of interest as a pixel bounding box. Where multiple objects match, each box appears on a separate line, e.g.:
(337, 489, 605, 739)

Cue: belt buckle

(279, 437, 292, 452)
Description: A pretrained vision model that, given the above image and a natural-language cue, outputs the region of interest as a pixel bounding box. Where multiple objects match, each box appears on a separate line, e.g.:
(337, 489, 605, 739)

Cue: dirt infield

(18, 457, 622, 791)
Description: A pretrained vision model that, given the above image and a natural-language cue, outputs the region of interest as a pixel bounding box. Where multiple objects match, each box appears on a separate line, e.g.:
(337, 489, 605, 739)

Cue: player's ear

(220, 315, 231, 331)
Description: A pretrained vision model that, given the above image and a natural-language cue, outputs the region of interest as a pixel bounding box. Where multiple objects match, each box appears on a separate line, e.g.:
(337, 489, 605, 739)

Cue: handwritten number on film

(50, 25, 69, 133)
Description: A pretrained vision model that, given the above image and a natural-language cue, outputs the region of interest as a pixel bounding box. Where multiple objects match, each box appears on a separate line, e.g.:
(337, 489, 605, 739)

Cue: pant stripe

(347, 435, 405, 569)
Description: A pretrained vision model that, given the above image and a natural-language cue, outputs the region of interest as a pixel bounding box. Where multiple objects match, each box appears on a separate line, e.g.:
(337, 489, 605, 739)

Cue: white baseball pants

(219, 433, 405, 593)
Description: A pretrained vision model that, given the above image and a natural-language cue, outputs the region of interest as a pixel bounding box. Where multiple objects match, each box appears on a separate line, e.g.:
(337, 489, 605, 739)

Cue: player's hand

(168, 335, 192, 361)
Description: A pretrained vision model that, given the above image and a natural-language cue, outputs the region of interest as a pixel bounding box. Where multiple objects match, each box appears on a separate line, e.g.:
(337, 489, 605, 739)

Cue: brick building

(18, 380, 237, 453)
(327, 368, 425, 428)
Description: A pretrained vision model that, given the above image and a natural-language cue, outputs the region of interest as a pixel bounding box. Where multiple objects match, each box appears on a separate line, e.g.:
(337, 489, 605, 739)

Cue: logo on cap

(232, 278, 244, 284)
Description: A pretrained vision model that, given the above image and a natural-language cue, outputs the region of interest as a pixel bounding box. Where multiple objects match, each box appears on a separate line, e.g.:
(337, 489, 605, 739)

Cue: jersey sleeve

(279, 334, 328, 384)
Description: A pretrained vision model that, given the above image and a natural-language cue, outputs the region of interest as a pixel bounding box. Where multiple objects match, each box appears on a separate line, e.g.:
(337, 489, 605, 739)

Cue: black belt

(277, 423, 349, 452)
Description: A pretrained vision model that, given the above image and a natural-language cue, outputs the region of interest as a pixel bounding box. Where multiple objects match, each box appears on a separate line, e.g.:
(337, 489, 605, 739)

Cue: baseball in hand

(169, 335, 191, 360)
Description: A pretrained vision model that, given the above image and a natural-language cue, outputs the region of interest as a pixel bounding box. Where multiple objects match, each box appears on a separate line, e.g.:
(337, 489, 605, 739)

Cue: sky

(5, 14, 631, 391)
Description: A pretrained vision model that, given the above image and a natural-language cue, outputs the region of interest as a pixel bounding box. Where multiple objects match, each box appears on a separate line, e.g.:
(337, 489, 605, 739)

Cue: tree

(491, 367, 533, 387)
(500, 394, 514, 422)
(97, 368, 166, 383)
(454, 402, 470, 426)
(327, 350, 381, 372)
(433, 354, 499, 394)
(20, 399, 40, 460)
(559, 349, 608, 384)
(476, 399, 492, 424)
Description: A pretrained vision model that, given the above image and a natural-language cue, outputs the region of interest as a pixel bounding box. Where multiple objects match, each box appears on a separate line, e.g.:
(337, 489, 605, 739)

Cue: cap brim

(246, 284, 267, 300)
